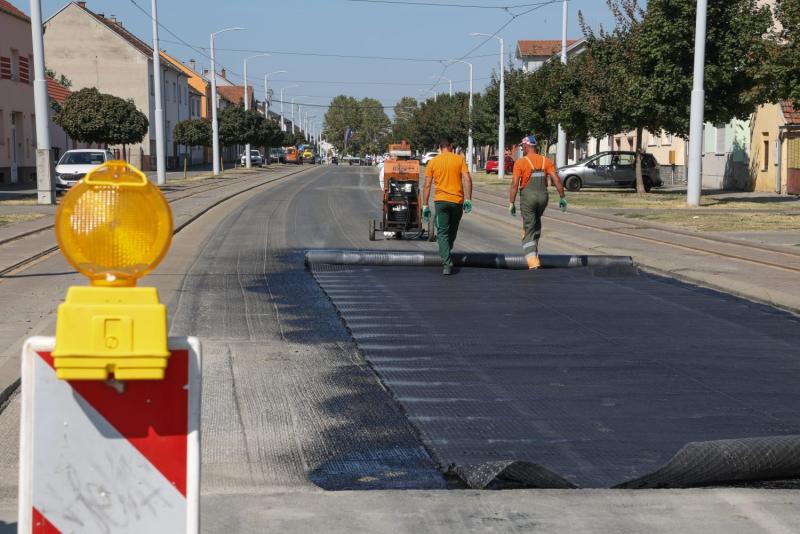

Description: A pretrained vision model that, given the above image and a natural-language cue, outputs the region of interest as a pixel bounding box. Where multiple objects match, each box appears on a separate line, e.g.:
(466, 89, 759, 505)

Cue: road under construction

(1, 165, 799, 532)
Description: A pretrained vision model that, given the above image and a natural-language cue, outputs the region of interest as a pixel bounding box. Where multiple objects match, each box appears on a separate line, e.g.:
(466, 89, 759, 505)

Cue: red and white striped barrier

(18, 336, 201, 533)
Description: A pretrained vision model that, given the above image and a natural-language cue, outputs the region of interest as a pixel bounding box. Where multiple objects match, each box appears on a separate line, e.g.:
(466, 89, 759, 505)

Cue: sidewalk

(473, 184, 800, 314)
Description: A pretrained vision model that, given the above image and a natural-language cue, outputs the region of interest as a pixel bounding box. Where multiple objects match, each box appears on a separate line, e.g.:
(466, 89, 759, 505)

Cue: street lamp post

(29, 0, 54, 204)
(687, 0, 707, 207)
(210, 27, 244, 176)
(418, 88, 437, 103)
(556, 0, 568, 169)
(430, 75, 453, 97)
(280, 85, 298, 132)
(242, 53, 270, 168)
(150, 0, 166, 185)
(471, 33, 505, 178)
(451, 59, 474, 172)
(264, 70, 287, 119)
(291, 96, 307, 134)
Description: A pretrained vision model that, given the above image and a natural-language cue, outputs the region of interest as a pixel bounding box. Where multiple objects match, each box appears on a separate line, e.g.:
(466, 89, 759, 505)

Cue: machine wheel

(643, 177, 653, 192)
(427, 218, 436, 242)
(368, 220, 376, 241)
(564, 175, 582, 192)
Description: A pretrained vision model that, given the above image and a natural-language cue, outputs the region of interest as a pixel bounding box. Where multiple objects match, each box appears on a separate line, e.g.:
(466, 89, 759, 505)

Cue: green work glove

(508, 202, 516, 216)
(559, 197, 568, 212)
(422, 206, 431, 223)
(464, 199, 473, 214)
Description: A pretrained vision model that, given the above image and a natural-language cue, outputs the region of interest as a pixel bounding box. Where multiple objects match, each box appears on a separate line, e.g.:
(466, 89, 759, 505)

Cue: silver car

(557, 151, 662, 192)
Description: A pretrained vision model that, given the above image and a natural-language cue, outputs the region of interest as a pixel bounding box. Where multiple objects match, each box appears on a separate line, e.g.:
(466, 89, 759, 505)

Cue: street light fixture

(471, 32, 505, 178)
(418, 88, 437, 102)
(242, 54, 270, 168)
(291, 96, 309, 134)
(449, 59, 474, 172)
(279, 85, 298, 132)
(430, 75, 453, 97)
(210, 26, 244, 176)
(264, 70, 287, 119)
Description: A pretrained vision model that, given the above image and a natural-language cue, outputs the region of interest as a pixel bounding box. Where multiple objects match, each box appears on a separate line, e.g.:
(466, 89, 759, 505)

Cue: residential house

(516, 39, 585, 73)
(749, 0, 799, 194)
(0, 0, 35, 183)
(43, 1, 189, 171)
(161, 51, 209, 164)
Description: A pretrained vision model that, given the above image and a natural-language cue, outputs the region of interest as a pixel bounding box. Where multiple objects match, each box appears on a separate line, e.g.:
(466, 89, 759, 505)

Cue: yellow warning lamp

(52, 161, 173, 381)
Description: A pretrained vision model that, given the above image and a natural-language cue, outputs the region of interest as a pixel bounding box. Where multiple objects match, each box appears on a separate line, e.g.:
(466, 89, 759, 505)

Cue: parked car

(240, 150, 263, 167)
(55, 149, 115, 190)
(331, 156, 339, 165)
(421, 151, 439, 165)
(285, 147, 302, 164)
(484, 155, 514, 175)
(557, 151, 662, 192)
(302, 149, 315, 163)
(269, 148, 286, 164)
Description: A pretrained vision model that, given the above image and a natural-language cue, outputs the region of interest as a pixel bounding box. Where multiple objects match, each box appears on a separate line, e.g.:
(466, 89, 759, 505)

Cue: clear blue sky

(29, 0, 625, 120)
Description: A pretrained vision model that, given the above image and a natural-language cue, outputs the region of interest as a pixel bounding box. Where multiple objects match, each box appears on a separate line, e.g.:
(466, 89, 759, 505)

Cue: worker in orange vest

(508, 135, 567, 269)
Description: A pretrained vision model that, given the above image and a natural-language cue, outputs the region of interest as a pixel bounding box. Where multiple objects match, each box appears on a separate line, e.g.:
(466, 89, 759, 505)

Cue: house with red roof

(515, 39, 585, 73)
(43, 1, 190, 170)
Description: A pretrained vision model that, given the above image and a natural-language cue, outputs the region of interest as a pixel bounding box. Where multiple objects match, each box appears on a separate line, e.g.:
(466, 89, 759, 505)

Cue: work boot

(442, 265, 452, 276)
(526, 255, 541, 270)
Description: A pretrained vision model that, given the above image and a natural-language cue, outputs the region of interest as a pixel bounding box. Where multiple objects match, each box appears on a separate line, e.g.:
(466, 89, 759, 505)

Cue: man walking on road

(422, 138, 473, 276)
(508, 135, 567, 269)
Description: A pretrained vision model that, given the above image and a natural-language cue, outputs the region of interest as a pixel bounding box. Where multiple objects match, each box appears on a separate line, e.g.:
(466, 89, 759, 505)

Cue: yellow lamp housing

(52, 161, 173, 381)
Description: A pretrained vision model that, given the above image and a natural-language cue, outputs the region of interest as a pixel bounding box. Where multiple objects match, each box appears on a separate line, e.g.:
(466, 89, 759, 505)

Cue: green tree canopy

(391, 96, 418, 144)
(323, 95, 362, 154)
(173, 118, 211, 148)
(55, 87, 148, 147)
(412, 93, 470, 152)
(359, 97, 391, 155)
(218, 105, 248, 147)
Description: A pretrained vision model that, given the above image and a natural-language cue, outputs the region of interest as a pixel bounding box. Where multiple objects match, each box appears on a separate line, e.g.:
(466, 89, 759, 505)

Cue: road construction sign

(18, 336, 201, 533)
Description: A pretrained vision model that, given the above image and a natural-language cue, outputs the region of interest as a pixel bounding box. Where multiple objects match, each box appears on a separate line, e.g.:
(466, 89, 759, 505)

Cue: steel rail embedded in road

(0, 167, 315, 279)
(471, 190, 800, 275)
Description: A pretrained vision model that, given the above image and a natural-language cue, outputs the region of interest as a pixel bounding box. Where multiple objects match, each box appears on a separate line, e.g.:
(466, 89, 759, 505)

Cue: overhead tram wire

(348, 0, 556, 8)
(422, 0, 561, 95)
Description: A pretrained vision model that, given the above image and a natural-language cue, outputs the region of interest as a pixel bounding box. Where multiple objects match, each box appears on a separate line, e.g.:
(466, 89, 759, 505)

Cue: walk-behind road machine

(369, 142, 435, 241)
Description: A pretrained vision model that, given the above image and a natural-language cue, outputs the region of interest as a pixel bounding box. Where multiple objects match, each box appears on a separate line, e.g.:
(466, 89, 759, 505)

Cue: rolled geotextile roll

(304, 249, 633, 270)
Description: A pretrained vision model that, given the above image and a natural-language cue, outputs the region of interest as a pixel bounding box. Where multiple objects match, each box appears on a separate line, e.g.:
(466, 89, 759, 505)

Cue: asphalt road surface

(2, 164, 800, 533)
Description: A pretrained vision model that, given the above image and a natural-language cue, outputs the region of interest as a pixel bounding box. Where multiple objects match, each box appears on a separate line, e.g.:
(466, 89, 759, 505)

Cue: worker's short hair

(438, 137, 453, 149)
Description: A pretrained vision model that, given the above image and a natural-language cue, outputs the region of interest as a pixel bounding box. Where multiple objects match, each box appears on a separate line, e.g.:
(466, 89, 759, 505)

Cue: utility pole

(242, 54, 269, 168)
(687, 0, 707, 207)
(472, 33, 505, 178)
(451, 60, 474, 172)
(210, 27, 244, 176)
(556, 0, 568, 169)
(29, 0, 54, 204)
(264, 70, 287, 120)
(151, 0, 166, 185)
(280, 85, 298, 133)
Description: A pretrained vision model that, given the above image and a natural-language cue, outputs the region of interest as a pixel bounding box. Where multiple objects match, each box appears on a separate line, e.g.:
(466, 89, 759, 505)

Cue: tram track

(0, 166, 312, 278)
(471, 189, 800, 275)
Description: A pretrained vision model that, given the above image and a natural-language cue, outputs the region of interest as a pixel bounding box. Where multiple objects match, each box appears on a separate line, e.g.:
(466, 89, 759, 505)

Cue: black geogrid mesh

(310, 263, 800, 489)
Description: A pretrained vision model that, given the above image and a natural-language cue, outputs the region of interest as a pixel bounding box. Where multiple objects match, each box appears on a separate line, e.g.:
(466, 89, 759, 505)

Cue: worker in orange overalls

(508, 135, 567, 269)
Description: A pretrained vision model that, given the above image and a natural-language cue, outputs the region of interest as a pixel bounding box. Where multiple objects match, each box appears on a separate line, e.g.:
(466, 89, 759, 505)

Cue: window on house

(150, 75, 154, 96)
(164, 80, 169, 100)
(762, 138, 770, 172)
(10, 49, 19, 81)
(19, 56, 30, 84)
(172, 82, 176, 101)
(178, 85, 182, 104)
(663, 133, 672, 146)
(648, 131, 658, 147)
(0, 56, 10, 80)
